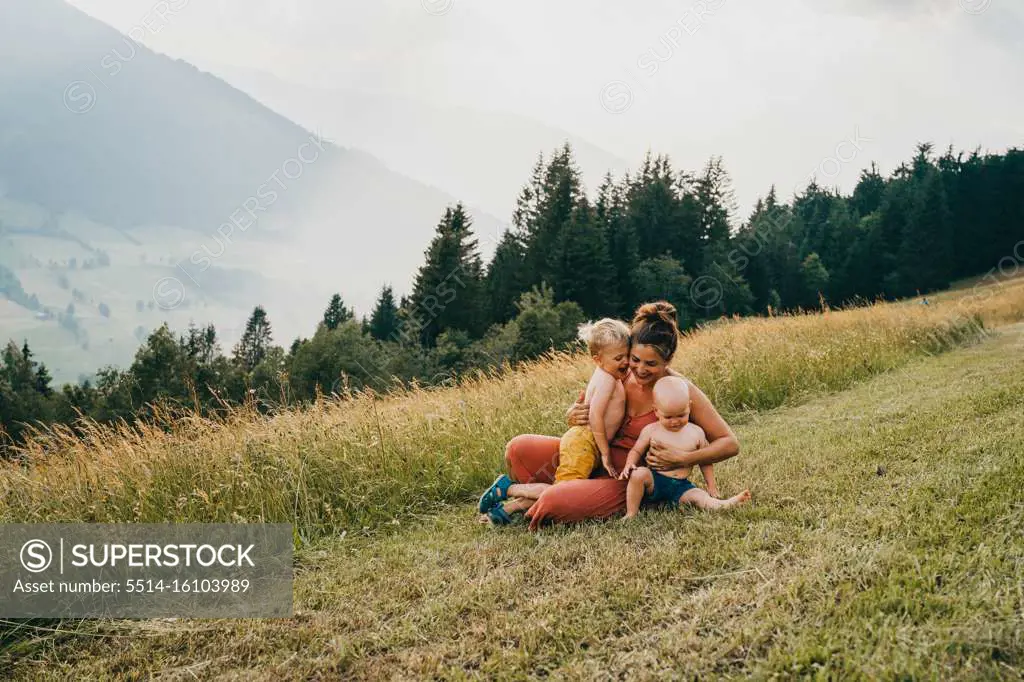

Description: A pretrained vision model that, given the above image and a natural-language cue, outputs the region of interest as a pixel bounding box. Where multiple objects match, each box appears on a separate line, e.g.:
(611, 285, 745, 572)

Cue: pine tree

(522, 144, 584, 288)
(0, 341, 55, 450)
(799, 253, 830, 309)
(874, 174, 915, 297)
(840, 212, 888, 301)
(695, 157, 737, 250)
(622, 154, 698, 267)
(1, 342, 48, 398)
(623, 153, 670, 258)
(672, 176, 704, 272)
(509, 152, 547, 292)
(234, 306, 273, 371)
(943, 148, 987, 279)
(322, 294, 354, 331)
(898, 167, 954, 294)
(128, 325, 191, 407)
(179, 323, 237, 409)
(369, 285, 401, 341)
(852, 163, 885, 216)
(733, 189, 796, 311)
(551, 197, 618, 317)
(485, 230, 529, 325)
(820, 200, 859, 301)
(183, 323, 220, 364)
(793, 180, 837, 259)
(407, 204, 485, 346)
(598, 174, 640, 315)
(21, 341, 53, 398)
(512, 154, 545, 239)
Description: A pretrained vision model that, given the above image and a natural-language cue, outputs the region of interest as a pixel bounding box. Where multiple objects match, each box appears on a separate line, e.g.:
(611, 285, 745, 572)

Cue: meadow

(2, 275, 1024, 678)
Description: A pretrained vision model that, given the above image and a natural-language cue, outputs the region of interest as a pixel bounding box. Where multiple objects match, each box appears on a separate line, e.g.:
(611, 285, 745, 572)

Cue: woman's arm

(646, 381, 739, 470)
(693, 427, 719, 496)
(566, 391, 590, 427)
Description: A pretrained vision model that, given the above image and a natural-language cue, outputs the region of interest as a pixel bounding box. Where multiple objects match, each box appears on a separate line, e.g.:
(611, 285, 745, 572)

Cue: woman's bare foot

(503, 497, 535, 514)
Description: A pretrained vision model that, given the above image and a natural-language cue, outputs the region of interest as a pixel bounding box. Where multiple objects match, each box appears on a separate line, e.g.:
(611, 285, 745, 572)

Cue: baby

(556, 318, 631, 482)
(620, 375, 750, 518)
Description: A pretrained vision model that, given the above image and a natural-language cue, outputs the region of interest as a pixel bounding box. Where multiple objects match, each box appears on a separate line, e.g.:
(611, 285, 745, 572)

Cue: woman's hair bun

(630, 301, 680, 362)
(633, 301, 678, 327)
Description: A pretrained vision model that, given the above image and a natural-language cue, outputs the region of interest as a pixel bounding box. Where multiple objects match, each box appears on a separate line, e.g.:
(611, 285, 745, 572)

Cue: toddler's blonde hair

(577, 318, 631, 356)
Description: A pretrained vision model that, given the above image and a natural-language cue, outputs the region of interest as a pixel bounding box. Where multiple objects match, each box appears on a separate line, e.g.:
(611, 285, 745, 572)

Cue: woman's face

(629, 344, 671, 386)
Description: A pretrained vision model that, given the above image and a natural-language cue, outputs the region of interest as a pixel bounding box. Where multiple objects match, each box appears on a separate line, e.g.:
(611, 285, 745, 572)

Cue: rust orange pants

(506, 434, 631, 531)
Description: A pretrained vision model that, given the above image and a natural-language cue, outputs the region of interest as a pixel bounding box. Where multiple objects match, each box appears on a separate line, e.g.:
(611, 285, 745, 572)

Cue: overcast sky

(67, 0, 1023, 217)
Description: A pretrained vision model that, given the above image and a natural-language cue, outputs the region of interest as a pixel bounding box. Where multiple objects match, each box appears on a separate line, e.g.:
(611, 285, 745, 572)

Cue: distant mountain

(0, 0, 501, 238)
(205, 64, 630, 219)
(0, 0, 510, 381)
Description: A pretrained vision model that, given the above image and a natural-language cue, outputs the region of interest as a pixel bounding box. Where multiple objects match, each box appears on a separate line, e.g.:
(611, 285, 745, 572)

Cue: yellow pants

(556, 426, 598, 482)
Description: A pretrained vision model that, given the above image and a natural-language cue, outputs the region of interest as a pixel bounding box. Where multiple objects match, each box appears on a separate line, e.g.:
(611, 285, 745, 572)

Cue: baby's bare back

(648, 422, 707, 479)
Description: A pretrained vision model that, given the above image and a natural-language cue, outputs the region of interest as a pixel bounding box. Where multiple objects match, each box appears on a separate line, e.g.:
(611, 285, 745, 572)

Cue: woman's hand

(566, 390, 590, 427)
(645, 439, 689, 471)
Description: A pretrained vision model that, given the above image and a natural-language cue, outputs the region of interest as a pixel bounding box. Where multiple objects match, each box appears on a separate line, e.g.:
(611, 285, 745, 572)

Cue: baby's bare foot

(720, 490, 751, 509)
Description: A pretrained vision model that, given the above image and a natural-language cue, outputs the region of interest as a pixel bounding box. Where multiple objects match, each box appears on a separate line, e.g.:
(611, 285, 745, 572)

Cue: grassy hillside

(7, 279, 1024, 539)
(3, 304, 1023, 678)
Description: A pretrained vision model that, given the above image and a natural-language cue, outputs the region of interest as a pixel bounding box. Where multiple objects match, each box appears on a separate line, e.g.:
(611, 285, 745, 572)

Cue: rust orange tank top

(609, 410, 658, 453)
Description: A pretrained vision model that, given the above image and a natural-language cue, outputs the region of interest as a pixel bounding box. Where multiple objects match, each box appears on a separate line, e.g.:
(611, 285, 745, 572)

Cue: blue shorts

(647, 470, 696, 506)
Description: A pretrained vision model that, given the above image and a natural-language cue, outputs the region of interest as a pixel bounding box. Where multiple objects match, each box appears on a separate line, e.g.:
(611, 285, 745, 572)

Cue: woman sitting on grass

(477, 301, 742, 529)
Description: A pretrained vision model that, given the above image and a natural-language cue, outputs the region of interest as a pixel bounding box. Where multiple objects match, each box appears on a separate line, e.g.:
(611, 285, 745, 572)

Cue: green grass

(2, 294, 999, 544)
(3, 324, 1022, 680)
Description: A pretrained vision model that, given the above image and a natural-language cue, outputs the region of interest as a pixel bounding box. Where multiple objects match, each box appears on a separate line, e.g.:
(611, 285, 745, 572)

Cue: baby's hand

(707, 485, 720, 499)
(618, 463, 636, 481)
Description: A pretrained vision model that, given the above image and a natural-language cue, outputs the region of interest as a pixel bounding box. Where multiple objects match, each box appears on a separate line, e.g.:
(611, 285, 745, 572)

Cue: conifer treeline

(2, 142, 1023, 454)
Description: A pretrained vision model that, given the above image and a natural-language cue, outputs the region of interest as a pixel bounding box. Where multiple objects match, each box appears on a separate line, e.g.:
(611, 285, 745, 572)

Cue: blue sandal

(486, 502, 514, 525)
(478, 474, 513, 513)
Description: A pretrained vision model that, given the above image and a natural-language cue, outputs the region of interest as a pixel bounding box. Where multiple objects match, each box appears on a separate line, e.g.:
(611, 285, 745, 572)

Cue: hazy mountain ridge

(0, 0, 501, 236)
(0, 0, 507, 381)
(207, 63, 630, 218)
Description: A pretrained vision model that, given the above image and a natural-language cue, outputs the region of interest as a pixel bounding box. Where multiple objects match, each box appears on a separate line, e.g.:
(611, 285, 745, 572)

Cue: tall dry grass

(2, 279, 1023, 541)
